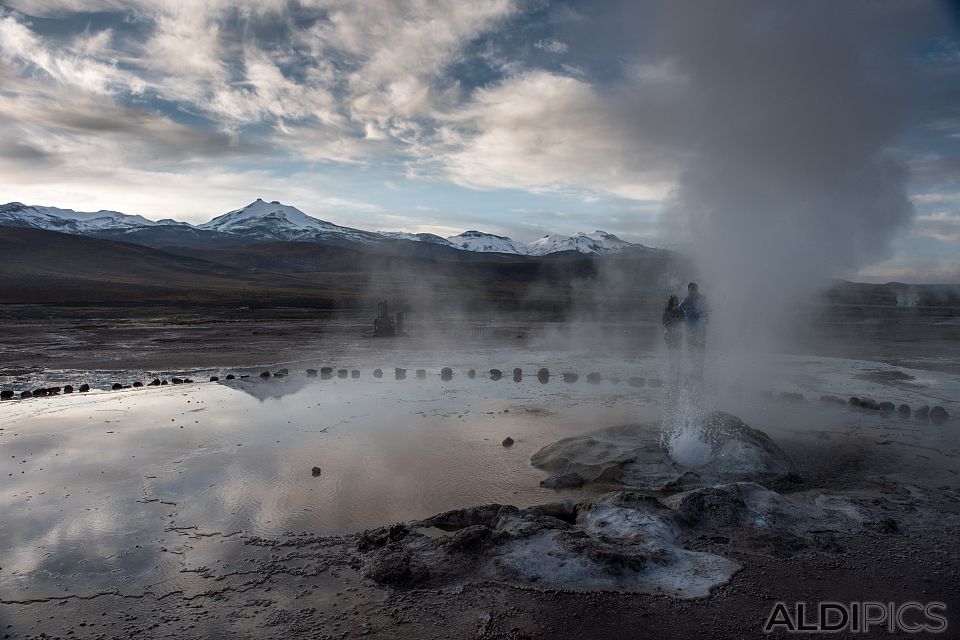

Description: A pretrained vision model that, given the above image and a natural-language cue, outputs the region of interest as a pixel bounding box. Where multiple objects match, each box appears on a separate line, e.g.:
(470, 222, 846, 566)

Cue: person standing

(678, 282, 708, 377)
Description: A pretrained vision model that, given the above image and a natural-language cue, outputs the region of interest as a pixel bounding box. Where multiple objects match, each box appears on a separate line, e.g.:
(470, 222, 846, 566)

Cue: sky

(0, 0, 958, 282)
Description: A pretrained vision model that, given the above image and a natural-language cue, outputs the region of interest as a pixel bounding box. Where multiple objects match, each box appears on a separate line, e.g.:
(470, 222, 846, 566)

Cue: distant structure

(373, 300, 405, 337)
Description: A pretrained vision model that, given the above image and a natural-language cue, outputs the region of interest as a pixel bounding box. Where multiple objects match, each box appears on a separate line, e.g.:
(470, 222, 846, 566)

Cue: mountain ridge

(0, 199, 656, 256)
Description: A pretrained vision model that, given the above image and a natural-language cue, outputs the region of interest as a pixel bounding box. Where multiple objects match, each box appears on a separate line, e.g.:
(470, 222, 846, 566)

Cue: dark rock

(133, 381, 144, 387)
(467, 369, 477, 379)
(273, 372, 286, 378)
(513, 368, 523, 378)
(259, 371, 271, 379)
(373, 368, 383, 378)
(858, 397, 880, 410)
(489, 369, 503, 380)
(627, 376, 646, 388)
(183, 378, 193, 383)
(225, 374, 236, 380)
(848, 396, 860, 406)
(311, 466, 322, 477)
(277, 368, 289, 376)
(416, 369, 427, 379)
(358, 523, 411, 551)
(539, 472, 585, 489)
(305, 369, 318, 377)
(362, 549, 428, 587)
(930, 406, 950, 424)
(148, 378, 161, 386)
(780, 392, 804, 402)
(0, 390, 14, 400)
(502, 437, 515, 447)
(32, 388, 48, 397)
(209, 376, 219, 382)
(441, 367, 453, 381)
(20, 390, 32, 399)
(338, 369, 348, 378)
(537, 368, 550, 383)
(351, 370, 360, 379)
(160, 380, 168, 385)
(111, 383, 123, 390)
(915, 405, 930, 420)
(878, 401, 895, 412)
(586, 372, 601, 384)
(819, 394, 845, 405)
(897, 404, 911, 418)
(562, 372, 578, 383)
(321, 367, 334, 379)
(395, 368, 407, 380)
(79, 383, 90, 392)
(63, 385, 74, 394)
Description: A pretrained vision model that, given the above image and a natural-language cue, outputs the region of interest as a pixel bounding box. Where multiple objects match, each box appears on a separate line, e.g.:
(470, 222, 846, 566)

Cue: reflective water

(1, 352, 957, 603)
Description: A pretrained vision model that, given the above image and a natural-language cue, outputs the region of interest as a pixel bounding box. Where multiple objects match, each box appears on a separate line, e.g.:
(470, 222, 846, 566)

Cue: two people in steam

(663, 282, 708, 380)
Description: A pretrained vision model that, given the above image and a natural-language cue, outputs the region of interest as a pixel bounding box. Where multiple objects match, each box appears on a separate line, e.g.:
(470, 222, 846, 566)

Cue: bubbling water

(660, 384, 712, 468)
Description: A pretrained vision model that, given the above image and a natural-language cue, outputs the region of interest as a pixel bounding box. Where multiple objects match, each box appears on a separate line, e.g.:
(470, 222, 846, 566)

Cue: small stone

(260, 371, 271, 379)
(502, 437, 515, 447)
(373, 368, 383, 378)
(586, 372, 601, 384)
(209, 376, 219, 382)
(78, 384, 90, 392)
(562, 372, 578, 383)
(225, 374, 236, 380)
(897, 404, 911, 418)
(312, 467, 322, 477)
(489, 369, 503, 380)
(112, 383, 123, 390)
(628, 376, 645, 388)
(930, 406, 950, 424)
(306, 369, 318, 377)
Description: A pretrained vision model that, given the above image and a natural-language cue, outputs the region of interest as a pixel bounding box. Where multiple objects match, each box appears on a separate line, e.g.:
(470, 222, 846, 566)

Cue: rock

(338, 369, 349, 378)
(930, 406, 950, 424)
(532, 412, 798, 491)
(272, 371, 285, 378)
(373, 368, 383, 378)
(112, 383, 123, 390)
(858, 397, 880, 410)
(562, 372, 578, 383)
(848, 396, 860, 406)
(502, 437, 515, 447)
(467, 369, 477, 379)
(0, 390, 14, 400)
(441, 367, 453, 381)
(32, 388, 48, 397)
(311, 466, 322, 477)
(878, 401, 895, 412)
(183, 378, 194, 383)
(587, 372, 601, 384)
(133, 381, 144, 387)
(489, 369, 503, 380)
(416, 369, 427, 379)
(63, 385, 74, 394)
(780, 392, 804, 402)
(351, 369, 360, 379)
(20, 390, 32, 399)
(305, 369, 318, 377)
(209, 376, 219, 382)
(160, 379, 168, 385)
(259, 371, 271, 379)
(897, 403, 911, 418)
(79, 383, 90, 392)
(225, 374, 236, 380)
(362, 549, 428, 587)
(513, 369, 523, 382)
(277, 368, 289, 376)
(321, 367, 334, 379)
(628, 376, 646, 388)
(539, 472, 585, 489)
(819, 394, 845, 405)
(395, 368, 407, 380)
(148, 378, 161, 386)
(537, 368, 550, 383)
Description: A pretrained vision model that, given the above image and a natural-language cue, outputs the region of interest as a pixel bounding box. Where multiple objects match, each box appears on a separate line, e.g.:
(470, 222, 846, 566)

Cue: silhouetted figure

(662, 295, 683, 382)
(678, 282, 708, 380)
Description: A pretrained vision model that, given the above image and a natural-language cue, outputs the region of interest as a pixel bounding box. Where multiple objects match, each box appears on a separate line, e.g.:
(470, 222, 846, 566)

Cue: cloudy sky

(0, 0, 958, 282)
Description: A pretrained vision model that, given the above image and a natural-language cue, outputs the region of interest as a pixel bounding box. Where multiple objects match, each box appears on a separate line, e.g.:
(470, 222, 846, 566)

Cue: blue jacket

(678, 294, 708, 324)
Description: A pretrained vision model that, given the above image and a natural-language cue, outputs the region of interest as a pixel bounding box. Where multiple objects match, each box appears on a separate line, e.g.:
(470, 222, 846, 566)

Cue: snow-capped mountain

(446, 230, 532, 254)
(0, 202, 167, 234)
(198, 199, 381, 244)
(527, 231, 636, 256)
(0, 199, 650, 256)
